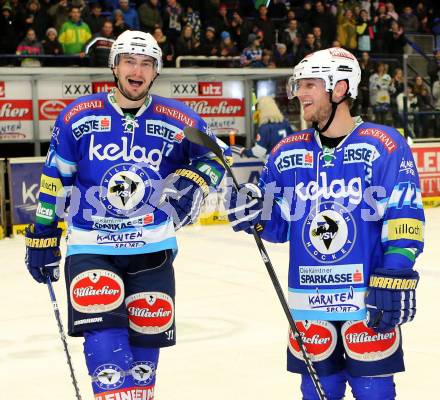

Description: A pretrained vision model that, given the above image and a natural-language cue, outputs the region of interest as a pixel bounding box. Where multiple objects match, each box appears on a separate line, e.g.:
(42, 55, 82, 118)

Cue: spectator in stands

(252, 5, 276, 50)
(312, 1, 337, 46)
(268, 0, 288, 20)
(22, 0, 50, 40)
(138, 0, 162, 33)
(369, 62, 394, 124)
(230, 10, 252, 51)
(163, 0, 184, 45)
(427, 49, 440, 86)
(397, 84, 418, 135)
(113, 9, 130, 36)
(385, 20, 407, 54)
(240, 33, 263, 68)
(281, 19, 302, 54)
(182, 5, 201, 42)
(390, 67, 405, 126)
(385, 2, 399, 22)
(399, 6, 419, 33)
(16, 28, 44, 66)
(209, 3, 230, 37)
(312, 26, 326, 50)
(47, 0, 69, 32)
(115, 0, 139, 30)
(356, 8, 373, 53)
(262, 49, 276, 68)
(356, 51, 375, 118)
(296, 0, 313, 34)
(153, 26, 174, 67)
(174, 24, 199, 65)
(415, 85, 433, 138)
(303, 33, 319, 56)
(273, 42, 293, 68)
(58, 6, 91, 55)
(198, 26, 219, 61)
(0, 3, 20, 57)
(84, 20, 115, 66)
(332, 39, 342, 47)
(218, 30, 239, 58)
(413, 75, 431, 97)
(337, 8, 357, 53)
(84, 2, 106, 34)
(42, 26, 63, 56)
(372, 2, 391, 53)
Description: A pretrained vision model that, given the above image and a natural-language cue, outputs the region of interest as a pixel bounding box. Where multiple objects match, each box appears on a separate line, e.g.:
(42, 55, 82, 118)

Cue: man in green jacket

(58, 5, 91, 55)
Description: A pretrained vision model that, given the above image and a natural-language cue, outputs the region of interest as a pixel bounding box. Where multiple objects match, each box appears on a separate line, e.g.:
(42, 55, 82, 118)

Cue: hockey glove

(161, 167, 211, 230)
(25, 225, 62, 283)
(365, 268, 419, 333)
(225, 183, 264, 233)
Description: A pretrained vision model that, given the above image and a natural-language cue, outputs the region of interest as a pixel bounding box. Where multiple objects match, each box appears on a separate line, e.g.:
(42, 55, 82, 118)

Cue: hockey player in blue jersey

(24, 30, 230, 399)
(232, 95, 293, 158)
(226, 47, 424, 399)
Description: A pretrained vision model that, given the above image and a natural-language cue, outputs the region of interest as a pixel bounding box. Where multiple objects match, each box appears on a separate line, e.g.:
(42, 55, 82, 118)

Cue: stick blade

(183, 126, 223, 159)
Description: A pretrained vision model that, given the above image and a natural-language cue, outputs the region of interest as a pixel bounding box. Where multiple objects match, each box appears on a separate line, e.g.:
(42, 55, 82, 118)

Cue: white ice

(1, 209, 439, 399)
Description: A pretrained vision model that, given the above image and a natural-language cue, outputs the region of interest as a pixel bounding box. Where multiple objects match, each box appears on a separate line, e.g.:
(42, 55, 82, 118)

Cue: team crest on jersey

(100, 163, 160, 217)
(321, 146, 336, 167)
(131, 361, 156, 386)
(122, 114, 139, 134)
(126, 292, 174, 334)
(302, 201, 356, 263)
(93, 364, 125, 390)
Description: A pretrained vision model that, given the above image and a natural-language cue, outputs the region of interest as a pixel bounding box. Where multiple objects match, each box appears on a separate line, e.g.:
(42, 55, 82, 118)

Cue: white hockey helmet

(287, 47, 361, 100)
(108, 30, 163, 73)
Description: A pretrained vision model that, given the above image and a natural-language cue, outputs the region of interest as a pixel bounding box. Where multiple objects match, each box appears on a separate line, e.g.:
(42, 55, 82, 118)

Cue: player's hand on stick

(25, 224, 62, 283)
(365, 268, 419, 333)
(225, 183, 263, 233)
(161, 167, 211, 230)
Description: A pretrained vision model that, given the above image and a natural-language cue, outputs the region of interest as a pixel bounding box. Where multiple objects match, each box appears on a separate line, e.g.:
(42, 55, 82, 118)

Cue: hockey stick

(46, 276, 83, 400)
(183, 127, 327, 400)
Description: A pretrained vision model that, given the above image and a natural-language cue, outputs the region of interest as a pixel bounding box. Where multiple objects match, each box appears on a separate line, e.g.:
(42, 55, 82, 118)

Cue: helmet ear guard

(109, 30, 163, 73)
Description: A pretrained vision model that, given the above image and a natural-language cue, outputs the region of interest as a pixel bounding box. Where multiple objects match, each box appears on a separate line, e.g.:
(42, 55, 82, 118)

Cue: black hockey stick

(46, 276, 82, 400)
(183, 126, 327, 400)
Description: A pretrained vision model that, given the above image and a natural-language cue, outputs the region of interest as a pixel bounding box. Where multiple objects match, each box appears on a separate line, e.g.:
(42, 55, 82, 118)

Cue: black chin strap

(313, 90, 350, 134)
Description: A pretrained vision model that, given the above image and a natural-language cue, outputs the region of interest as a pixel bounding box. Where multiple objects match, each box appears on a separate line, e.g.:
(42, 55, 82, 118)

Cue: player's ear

(334, 80, 349, 101)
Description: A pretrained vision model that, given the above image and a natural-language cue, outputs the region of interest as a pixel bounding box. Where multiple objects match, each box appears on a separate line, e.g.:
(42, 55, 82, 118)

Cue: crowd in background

(0, 0, 440, 137)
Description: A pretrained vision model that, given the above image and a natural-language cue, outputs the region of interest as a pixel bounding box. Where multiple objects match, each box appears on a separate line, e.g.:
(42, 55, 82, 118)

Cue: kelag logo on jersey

(302, 201, 356, 263)
(72, 115, 111, 140)
(145, 119, 184, 143)
(275, 149, 314, 172)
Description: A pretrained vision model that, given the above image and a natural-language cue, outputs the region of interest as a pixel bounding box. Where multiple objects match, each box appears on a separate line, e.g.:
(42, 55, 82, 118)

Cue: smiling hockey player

(226, 47, 424, 399)
(25, 30, 230, 399)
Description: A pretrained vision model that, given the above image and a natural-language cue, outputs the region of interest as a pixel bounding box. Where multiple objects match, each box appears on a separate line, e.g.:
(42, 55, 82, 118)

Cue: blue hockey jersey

(259, 119, 424, 321)
(36, 90, 230, 256)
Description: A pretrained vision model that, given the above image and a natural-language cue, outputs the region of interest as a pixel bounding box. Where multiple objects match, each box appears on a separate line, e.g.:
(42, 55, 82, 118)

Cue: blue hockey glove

(365, 268, 419, 333)
(25, 225, 62, 283)
(161, 167, 211, 230)
(225, 183, 264, 233)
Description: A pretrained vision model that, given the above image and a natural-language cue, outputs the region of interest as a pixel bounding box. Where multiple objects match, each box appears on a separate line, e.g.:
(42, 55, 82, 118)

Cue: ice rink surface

(1, 208, 439, 400)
